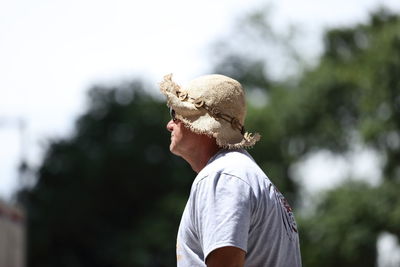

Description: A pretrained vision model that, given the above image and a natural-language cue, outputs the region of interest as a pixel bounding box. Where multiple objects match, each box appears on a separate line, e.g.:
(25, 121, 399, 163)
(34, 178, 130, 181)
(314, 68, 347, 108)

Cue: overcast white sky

(1, 0, 400, 201)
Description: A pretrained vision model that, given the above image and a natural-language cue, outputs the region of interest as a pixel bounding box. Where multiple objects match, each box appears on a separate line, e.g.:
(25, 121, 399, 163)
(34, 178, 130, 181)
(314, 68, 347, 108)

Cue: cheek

(170, 129, 182, 147)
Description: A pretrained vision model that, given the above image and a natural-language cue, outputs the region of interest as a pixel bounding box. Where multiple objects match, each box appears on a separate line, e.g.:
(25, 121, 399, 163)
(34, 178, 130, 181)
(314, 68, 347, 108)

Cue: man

(160, 74, 302, 267)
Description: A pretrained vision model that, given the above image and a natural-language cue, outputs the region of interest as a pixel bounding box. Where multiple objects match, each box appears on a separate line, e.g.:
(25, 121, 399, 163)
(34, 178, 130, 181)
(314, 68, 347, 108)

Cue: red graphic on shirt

(270, 184, 298, 236)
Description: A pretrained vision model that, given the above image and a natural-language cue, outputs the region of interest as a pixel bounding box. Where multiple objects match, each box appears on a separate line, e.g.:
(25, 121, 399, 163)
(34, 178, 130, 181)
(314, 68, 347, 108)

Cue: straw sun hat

(159, 74, 260, 149)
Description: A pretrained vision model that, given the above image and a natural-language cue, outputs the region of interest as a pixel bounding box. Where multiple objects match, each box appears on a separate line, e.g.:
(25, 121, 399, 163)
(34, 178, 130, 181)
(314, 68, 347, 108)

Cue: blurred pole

(16, 118, 31, 190)
(17, 118, 27, 167)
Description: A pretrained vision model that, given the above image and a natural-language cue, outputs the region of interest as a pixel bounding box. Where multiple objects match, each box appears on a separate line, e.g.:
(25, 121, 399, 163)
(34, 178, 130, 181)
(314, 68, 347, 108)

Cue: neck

(182, 138, 221, 173)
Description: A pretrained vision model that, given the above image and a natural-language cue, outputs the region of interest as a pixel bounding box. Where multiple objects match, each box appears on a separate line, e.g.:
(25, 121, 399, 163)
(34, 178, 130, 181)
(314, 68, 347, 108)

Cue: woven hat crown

(160, 74, 260, 148)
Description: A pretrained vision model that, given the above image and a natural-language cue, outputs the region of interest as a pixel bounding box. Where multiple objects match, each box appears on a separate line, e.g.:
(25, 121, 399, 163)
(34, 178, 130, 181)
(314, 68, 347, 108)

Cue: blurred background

(1, 0, 400, 266)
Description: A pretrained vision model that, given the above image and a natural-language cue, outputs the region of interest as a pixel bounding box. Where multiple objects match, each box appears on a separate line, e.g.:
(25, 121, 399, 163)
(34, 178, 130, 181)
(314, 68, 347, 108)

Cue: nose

(166, 119, 174, 132)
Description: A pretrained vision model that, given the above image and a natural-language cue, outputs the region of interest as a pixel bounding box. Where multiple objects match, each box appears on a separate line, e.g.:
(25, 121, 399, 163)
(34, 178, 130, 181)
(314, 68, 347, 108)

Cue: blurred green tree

(297, 9, 400, 267)
(18, 80, 194, 267)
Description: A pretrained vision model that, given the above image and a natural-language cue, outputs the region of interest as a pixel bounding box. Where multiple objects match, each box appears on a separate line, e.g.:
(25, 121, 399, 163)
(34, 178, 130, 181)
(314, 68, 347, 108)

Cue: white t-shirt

(176, 149, 302, 267)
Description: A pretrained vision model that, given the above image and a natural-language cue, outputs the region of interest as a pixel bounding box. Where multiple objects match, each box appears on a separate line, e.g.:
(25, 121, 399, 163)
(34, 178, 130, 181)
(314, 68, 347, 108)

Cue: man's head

(160, 74, 260, 149)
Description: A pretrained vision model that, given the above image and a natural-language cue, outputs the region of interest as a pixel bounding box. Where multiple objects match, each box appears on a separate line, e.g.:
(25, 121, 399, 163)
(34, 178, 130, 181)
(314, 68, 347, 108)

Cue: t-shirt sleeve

(192, 172, 254, 261)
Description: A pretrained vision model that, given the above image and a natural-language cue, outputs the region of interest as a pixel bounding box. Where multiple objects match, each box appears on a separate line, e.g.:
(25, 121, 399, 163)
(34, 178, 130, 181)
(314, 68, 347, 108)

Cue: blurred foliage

(299, 180, 400, 266)
(16, 6, 400, 267)
(298, 9, 400, 266)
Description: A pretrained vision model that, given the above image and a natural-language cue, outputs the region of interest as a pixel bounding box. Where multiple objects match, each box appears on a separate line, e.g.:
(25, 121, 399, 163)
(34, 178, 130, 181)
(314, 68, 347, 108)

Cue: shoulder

(192, 149, 274, 203)
(194, 149, 264, 189)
